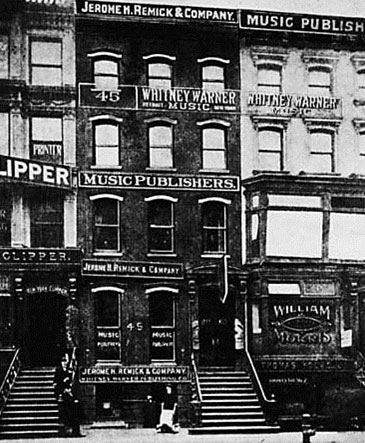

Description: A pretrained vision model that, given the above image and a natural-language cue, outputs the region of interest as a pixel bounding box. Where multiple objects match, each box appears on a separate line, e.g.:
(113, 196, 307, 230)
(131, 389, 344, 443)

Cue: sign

(255, 357, 354, 372)
(96, 328, 121, 361)
(82, 259, 183, 279)
(0, 248, 81, 265)
(151, 329, 174, 360)
(77, 1, 237, 23)
(25, 284, 68, 296)
(270, 302, 333, 346)
(246, 93, 342, 119)
(79, 365, 191, 383)
(78, 84, 240, 114)
(31, 143, 63, 164)
(79, 171, 239, 192)
(341, 329, 353, 348)
(0, 155, 73, 190)
(240, 10, 365, 35)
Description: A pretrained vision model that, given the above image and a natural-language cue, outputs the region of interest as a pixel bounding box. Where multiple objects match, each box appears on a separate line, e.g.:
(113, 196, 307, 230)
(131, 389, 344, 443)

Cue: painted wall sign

(31, 143, 63, 164)
(79, 365, 191, 383)
(246, 93, 342, 118)
(270, 302, 333, 346)
(82, 259, 183, 279)
(151, 329, 174, 360)
(78, 84, 240, 114)
(240, 10, 365, 35)
(96, 329, 121, 361)
(25, 284, 68, 296)
(0, 155, 73, 190)
(0, 248, 81, 265)
(79, 171, 239, 192)
(255, 357, 354, 372)
(77, 1, 237, 23)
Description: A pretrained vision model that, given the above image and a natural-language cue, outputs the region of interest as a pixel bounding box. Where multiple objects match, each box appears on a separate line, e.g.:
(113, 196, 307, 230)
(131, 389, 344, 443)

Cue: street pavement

(7, 428, 365, 443)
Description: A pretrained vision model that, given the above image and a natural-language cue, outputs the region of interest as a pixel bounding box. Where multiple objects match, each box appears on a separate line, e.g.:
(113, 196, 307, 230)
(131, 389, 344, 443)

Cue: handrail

(68, 347, 78, 388)
(0, 349, 21, 416)
(244, 299, 275, 405)
(191, 352, 202, 403)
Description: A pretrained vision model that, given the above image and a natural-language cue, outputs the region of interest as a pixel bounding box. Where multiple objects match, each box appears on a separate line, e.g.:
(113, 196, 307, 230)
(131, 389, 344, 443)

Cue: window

(91, 195, 123, 253)
(147, 120, 175, 168)
(147, 197, 176, 253)
(202, 65, 224, 91)
(149, 289, 176, 361)
(30, 40, 62, 86)
(0, 194, 11, 247)
(309, 67, 331, 95)
(94, 60, 118, 90)
(329, 213, 365, 260)
(94, 287, 122, 361)
(0, 35, 9, 79)
(308, 130, 334, 173)
(258, 127, 283, 171)
(0, 113, 9, 155)
(201, 199, 228, 254)
(31, 117, 63, 164)
(358, 70, 365, 93)
(359, 132, 365, 171)
(202, 127, 226, 170)
(93, 121, 120, 167)
(30, 191, 63, 247)
(258, 65, 281, 93)
(144, 54, 175, 88)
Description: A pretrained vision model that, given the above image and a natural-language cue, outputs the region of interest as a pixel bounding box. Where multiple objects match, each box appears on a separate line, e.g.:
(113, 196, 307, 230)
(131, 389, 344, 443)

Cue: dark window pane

(150, 293, 173, 326)
(96, 292, 119, 327)
(95, 227, 118, 250)
(149, 227, 172, 251)
(203, 202, 224, 227)
(95, 200, 118, 225)
(149, 201, 171, 225)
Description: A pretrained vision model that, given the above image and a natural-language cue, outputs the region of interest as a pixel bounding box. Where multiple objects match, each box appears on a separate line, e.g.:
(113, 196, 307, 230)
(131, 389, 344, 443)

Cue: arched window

(146, 118, 176, 169)
(93, 286, 123, 361)
(200, 198, 229, 254)
(198, 120, 230, 171)
(144, 54, 175, 88)
(198, 57, 228, 91)
(258, 127, 283, 171)
(88, 52, 122, 90)
(91, 116, 122, 167)
(148, 287, 177, 361)
(146, 196, 176, 253)
(90, 195, 123, 253)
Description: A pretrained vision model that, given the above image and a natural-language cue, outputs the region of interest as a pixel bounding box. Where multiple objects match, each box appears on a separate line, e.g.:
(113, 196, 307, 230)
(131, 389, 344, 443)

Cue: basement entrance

(25, 291, 67, 366)
(199, 287, 235, 367)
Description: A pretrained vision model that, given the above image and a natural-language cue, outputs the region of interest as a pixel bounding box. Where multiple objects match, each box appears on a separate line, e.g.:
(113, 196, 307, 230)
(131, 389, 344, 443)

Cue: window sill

(93, 252, 124, 257)
(145, 167, 177, 172)
(201, 253, 226, 259)
(147, 253, 177, 258)
(150, 361, 176, 365)
(90, 165, 123, 170)
(199, 169, 230, 174)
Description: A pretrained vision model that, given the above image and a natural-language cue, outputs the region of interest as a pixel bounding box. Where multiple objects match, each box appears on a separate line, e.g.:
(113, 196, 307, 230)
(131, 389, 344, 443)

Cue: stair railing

(0, 348, 21, 416)
(68, 347, 78, 389)
(244, 299, 277, 425)
(355, 351, 365, 388)
(190, 352, 202, 427)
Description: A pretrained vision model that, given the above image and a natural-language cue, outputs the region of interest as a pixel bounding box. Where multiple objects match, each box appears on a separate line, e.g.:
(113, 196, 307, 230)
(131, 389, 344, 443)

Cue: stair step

(202, 412, 264, 418)
(0, 430, 60, 439)
(202, 393, 258, 399)
(189, 425, 281, 434)
(3, 410, 59, 417)
(1, 417, 59, 424)
(202, 418, 267, 425)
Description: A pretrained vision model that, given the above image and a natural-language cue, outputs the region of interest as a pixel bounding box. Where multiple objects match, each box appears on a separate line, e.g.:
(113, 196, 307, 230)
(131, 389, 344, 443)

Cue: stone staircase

(189, 368, 280, 434)
(0, 367, 61, 439)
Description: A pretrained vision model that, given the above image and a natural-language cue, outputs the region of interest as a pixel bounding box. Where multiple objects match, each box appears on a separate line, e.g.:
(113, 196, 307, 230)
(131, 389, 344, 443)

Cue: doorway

(26, 292, 66, 366)
(199, 287, 235, 367)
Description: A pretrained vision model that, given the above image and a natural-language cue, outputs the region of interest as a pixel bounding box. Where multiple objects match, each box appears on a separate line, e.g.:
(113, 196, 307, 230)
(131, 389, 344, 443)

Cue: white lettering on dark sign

(77, 1, 237, 22)
(0, 155, 72, 189)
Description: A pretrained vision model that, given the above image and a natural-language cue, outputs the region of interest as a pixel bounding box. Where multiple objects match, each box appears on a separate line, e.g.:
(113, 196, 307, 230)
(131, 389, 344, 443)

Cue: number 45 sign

(79, 84, 137, 109)
(127, 322, 144, 332)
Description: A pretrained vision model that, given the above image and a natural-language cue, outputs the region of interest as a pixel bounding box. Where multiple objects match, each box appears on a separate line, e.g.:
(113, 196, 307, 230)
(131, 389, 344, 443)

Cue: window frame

(308, 128, 335, 173)
(88, 51, 122, 91)
(200, 197, 230, 255)
(145, 117, 177, 169)
(148, 287, 177, 362)
(308, 65, 332, 96)
(257, 63, 282, 94)
(30, 116, 63, 163)
(198, 57, 229, 91)
(197, 119, 230, 171)
(91, 115, 123, 168)
(145, 196, 177, 254)
(30, 38, 62, 86)
(257, 125, 284, 171)
(90, 194, 124, 254)
(143, 54, 176, 89)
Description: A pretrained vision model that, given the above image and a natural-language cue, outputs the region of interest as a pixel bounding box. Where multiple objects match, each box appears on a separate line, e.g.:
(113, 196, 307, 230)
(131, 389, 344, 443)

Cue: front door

(199, 287, 235, 367)
(26, 292, 66, 366)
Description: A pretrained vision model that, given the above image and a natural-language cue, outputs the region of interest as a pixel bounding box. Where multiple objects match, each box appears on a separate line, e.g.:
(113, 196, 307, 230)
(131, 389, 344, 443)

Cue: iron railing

(0, 348, 21, 416)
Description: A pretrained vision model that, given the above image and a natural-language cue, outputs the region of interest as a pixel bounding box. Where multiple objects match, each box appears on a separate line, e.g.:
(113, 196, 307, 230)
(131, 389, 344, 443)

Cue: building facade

(75, 2, 242, 425)
(240, 9, 365, 428)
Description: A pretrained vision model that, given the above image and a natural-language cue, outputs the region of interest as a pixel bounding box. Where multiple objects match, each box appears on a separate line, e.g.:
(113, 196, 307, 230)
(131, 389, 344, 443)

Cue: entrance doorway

(26, 292, 66, 366)
(199, 287, 235, 367)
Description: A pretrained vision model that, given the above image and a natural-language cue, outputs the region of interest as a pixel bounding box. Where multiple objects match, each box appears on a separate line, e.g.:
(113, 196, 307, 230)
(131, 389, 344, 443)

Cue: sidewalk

(7, 428, 365, 443)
